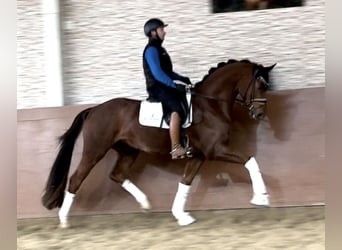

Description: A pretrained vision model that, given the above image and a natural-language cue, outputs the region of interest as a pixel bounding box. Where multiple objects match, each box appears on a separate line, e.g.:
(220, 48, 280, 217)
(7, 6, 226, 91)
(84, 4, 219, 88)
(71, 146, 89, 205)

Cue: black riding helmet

(144, 18, 168, 37)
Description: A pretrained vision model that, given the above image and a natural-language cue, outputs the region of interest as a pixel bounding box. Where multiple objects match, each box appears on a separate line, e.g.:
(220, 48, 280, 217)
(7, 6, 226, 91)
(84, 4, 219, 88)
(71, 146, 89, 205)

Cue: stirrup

(170, 144, 187, 160)
(185, 146, 193, 158)
(181, 135, 193, 158)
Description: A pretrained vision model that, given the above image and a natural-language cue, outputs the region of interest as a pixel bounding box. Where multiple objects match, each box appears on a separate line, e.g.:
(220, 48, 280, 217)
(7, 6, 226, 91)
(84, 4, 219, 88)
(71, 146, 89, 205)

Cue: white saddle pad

(139, 93, 192, 129)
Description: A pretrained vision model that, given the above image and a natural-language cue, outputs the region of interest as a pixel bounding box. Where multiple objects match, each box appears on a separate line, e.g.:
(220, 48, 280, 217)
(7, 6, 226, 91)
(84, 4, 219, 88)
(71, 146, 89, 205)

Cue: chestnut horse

(42, 59, 276, 227)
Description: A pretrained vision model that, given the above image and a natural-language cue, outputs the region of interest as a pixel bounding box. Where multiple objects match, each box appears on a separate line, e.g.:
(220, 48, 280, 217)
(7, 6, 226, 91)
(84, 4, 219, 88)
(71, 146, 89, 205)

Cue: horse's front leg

(172, 158, 204, 226)
(245, 157, 269, 206)
(215, 149, 269, 207)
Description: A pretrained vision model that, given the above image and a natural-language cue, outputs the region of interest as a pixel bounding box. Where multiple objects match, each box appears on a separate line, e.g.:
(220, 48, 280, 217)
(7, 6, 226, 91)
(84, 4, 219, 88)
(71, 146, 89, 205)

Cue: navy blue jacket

(143, 38, 185, 91)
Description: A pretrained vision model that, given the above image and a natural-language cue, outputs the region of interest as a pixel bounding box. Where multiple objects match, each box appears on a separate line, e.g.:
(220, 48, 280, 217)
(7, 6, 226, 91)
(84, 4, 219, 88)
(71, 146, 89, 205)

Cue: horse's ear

(265, 63, 277, 72)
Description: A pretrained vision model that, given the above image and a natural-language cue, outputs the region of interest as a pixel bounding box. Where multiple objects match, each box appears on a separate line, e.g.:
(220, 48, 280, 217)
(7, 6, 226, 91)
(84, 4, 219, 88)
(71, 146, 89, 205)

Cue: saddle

(139, 86, 192, 129)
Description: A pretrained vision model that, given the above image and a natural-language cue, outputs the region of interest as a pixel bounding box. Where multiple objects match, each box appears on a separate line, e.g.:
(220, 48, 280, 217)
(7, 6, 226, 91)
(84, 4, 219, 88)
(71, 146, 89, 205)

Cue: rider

(142, 18, 192, 160)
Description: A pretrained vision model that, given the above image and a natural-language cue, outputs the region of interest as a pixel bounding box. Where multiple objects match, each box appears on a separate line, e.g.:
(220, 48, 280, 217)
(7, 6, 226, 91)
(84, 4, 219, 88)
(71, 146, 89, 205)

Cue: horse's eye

(257, 76, 269, 90)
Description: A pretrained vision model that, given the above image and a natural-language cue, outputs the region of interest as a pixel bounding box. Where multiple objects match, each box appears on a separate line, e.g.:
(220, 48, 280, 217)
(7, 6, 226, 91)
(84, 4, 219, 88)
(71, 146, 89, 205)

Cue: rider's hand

(175, 84, 186, 93)
(181, 76, 192, 85)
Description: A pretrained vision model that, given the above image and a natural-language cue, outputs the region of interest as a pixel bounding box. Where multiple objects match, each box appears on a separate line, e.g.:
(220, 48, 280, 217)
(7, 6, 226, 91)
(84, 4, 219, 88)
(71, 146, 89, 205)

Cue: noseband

(235, 75, 268, 111)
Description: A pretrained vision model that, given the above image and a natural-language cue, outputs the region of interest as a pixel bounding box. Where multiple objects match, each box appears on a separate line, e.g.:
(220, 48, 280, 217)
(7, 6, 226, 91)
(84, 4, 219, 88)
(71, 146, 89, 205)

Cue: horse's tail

(41, 107, 92, 210)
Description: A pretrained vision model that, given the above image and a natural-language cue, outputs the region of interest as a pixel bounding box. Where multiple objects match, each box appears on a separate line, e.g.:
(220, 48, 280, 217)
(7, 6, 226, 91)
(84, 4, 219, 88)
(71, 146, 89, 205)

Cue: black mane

(197, 59, 253, 84)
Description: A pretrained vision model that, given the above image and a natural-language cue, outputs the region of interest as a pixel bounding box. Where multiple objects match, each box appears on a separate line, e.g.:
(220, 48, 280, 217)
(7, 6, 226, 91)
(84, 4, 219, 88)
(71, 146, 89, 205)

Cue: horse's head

(235, 62, 276, 120)
(193, 59, 276, 121)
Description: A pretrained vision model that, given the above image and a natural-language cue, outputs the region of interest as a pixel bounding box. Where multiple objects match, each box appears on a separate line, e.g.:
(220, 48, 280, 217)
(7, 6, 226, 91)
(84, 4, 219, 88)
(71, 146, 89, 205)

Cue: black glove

(175, 84, 186, 93)
(180, 76, 192, 85)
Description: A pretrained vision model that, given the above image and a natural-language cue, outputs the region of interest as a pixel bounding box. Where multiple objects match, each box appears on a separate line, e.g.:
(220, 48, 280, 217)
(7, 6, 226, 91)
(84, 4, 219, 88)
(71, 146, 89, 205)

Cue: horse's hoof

(140, 198, 151, 211)
(58, 214, 69, 228)
(250, 193, 270, 207)
(175, 213, 196, 226)
(59, 221, 69, 228)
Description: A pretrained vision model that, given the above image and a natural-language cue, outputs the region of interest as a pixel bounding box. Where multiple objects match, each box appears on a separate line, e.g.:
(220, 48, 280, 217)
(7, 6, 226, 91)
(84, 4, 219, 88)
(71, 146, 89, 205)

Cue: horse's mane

(196, 59, 253, 85)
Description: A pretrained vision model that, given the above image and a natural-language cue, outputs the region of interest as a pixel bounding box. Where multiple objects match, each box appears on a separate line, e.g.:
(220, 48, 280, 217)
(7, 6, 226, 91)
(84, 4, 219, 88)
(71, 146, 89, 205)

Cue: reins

(190, 75, 267, 107)
(189, 90, 230, 103)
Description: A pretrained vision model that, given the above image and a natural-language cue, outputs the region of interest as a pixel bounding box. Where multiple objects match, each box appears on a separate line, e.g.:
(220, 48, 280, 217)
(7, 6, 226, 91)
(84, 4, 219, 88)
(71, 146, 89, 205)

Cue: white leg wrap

(245, 157, 269, 206)
(122, 180, 151, 210)
(58, 191, 75, 228)
(171, 183, 196, 226)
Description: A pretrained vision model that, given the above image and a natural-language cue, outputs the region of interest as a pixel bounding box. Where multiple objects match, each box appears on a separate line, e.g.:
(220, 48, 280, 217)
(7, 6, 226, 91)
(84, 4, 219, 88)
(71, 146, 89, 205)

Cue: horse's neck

(193, 70, 240, 123)
(193, 64, 253, 123)
(195, 69, 239, 99)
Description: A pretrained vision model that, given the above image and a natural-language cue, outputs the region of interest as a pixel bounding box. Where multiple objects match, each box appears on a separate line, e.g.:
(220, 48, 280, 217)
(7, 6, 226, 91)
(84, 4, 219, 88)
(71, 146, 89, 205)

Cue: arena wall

(17, 0, 324, 109)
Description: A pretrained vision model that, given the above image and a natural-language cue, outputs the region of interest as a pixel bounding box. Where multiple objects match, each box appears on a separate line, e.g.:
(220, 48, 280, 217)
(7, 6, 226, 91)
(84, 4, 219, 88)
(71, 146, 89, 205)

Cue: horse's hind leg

(59, 150, 108, 228)
(109, 142, 151, 211)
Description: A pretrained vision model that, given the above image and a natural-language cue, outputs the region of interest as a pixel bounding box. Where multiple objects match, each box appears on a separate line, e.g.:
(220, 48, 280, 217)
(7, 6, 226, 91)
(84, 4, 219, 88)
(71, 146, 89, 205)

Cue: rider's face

(152, 27, 166, 41)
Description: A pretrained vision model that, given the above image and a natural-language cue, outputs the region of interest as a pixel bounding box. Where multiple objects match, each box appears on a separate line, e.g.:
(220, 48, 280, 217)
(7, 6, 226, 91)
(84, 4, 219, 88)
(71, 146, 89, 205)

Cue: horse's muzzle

(249, 108, 265, 120)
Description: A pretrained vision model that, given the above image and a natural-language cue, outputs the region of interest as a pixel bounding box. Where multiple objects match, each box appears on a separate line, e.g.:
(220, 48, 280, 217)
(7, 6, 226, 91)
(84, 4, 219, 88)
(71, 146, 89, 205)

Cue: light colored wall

(18, 0, 47, 108)
(17, 0, 325, 109)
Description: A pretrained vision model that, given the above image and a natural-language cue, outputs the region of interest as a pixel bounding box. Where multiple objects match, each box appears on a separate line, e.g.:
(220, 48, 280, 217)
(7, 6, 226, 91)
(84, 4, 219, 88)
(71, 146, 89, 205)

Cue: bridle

(189, 72, 270, 120)
(234, 75, 269, 111)
(190, 75, 269, 110)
